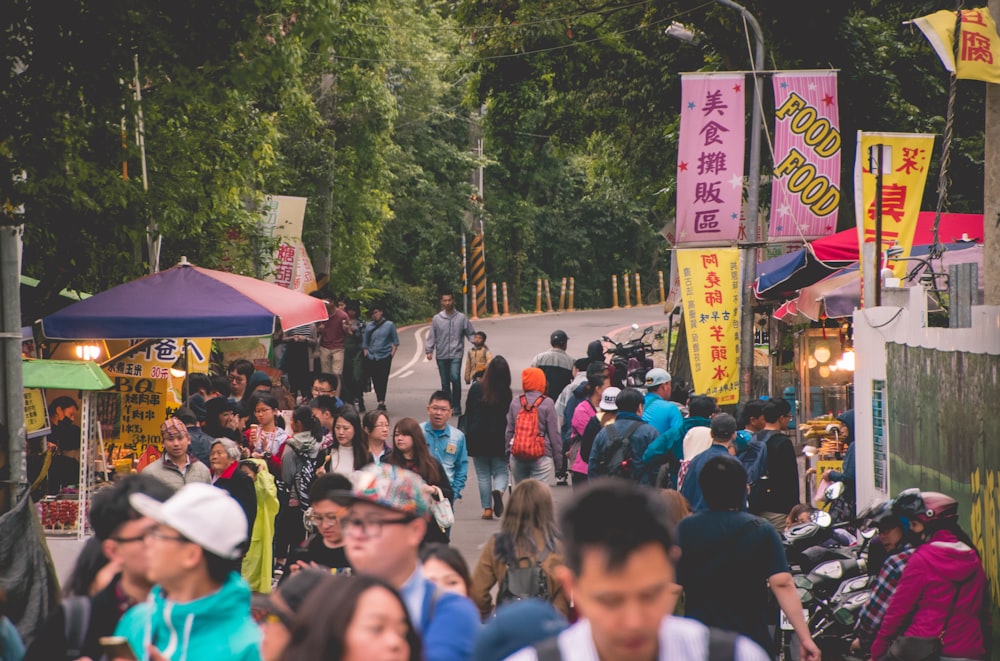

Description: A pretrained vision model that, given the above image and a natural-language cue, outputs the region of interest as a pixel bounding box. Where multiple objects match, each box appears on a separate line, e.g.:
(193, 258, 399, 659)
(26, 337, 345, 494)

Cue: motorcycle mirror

(810, 510, 833, 527)
(601, 336, 612, 343)
(825, 481, 846, 501)
(643, 326, 653, 333)
(861, 528, 877, 540)
(631, 323, 639, 330)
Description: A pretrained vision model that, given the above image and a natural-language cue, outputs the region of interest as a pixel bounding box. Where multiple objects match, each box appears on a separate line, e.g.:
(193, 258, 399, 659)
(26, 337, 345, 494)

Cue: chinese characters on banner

(261, 195, 318, 293)
(853, 132, 935, 284)
(24, 388, 50, 439)
(104, 338, 212, 410)
(96, 376, 169, 453)
(676, 248, 741, 404)
(769, 71, 841, 241)
(914, 8, 1000, 83)
(676, 74, 746, 245)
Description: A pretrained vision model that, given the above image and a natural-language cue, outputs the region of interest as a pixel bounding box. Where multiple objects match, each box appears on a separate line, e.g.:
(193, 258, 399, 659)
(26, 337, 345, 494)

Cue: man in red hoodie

(870, 490, 990, 661)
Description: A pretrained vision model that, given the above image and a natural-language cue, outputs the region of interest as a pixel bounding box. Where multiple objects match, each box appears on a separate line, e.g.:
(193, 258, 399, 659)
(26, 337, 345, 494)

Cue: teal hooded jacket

(114, 572, 261, 661)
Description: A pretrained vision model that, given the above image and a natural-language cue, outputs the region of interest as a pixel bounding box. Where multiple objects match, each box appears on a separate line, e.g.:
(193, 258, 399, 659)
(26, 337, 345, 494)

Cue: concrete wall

(853, 285, 1000, 620)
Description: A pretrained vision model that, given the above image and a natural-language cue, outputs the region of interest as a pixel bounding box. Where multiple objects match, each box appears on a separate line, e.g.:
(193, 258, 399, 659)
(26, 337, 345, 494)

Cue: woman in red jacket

(871, 490, 989, 661)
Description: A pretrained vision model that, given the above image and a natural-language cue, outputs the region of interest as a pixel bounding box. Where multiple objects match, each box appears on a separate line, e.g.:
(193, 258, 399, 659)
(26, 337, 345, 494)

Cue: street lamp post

(714, 0, 765, 405)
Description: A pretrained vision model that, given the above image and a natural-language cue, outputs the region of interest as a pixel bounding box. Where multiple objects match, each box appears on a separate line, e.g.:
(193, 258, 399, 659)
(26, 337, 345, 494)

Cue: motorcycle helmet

(866, 500, 902, 530)
(892, 488, 958, 524)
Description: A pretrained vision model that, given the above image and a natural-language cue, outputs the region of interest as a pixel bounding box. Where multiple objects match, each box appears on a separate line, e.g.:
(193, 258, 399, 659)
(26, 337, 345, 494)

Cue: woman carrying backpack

(505, 367, 560, 486)
(469, 479, 570, 620)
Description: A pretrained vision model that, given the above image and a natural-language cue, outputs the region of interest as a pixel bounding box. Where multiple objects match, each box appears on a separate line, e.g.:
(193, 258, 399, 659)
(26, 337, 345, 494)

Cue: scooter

(603, 324, 657, 388)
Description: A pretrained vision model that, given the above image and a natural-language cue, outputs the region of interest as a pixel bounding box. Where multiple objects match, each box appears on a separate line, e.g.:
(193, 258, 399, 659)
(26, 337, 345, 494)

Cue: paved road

(368, 304, 668, 570)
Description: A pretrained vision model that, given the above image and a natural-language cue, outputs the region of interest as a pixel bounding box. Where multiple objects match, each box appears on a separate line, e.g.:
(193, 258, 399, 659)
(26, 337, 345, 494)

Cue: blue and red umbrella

(40, 258, 328, 340)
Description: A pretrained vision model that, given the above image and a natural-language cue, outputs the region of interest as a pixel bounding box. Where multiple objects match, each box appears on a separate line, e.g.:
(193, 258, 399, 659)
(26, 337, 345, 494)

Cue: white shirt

(504, 616, 769, 661)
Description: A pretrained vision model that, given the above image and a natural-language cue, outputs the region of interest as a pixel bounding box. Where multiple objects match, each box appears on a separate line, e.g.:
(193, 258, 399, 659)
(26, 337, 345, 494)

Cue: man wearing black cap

(531, 330, 575, 401)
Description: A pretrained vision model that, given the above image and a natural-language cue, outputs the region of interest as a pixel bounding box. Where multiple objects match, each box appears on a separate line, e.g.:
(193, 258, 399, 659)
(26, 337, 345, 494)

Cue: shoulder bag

(881, 575, 971, 661)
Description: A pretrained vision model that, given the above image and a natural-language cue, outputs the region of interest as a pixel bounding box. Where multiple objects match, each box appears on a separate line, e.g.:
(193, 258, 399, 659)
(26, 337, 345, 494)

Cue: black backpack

(534, 625, 739, 660)
(596, 421, 643, 479)
(496, 549, 551, 607)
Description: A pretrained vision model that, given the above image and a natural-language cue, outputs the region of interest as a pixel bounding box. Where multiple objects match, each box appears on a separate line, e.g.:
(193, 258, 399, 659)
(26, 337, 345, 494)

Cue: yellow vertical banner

(853, 132, 935, 280)
(96, 375, 169, 454)
(677, 248, 741, 404)
(24, 388, 50, 438)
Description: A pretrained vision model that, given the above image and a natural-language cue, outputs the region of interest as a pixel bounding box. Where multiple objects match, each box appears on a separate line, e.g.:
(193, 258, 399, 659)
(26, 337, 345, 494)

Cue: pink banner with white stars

(675, 73, 746, 245)
(769, 71, 841, 241)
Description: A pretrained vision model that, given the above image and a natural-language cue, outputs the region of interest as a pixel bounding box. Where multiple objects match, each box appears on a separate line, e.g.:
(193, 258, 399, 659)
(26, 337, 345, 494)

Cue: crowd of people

(4, 308, 992, 661)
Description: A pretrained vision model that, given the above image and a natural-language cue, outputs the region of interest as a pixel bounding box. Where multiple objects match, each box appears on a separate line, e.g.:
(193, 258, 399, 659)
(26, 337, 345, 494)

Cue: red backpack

(510, 395, 547, 461)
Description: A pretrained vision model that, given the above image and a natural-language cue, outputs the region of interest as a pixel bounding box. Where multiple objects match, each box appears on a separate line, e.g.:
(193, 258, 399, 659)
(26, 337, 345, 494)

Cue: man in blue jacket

(680, 414, 739, 512)
(422, 391, 469, 500)
(342, 464, 481, 661)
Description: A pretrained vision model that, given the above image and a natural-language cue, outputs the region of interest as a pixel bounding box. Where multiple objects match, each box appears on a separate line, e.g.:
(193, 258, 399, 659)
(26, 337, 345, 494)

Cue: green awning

(20, 275, 91, 300)
(22, 359, 113, 391)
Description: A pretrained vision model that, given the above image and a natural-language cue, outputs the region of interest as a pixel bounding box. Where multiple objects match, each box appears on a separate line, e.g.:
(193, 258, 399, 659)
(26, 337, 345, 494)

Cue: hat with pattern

(347, 464, 431, 517)
(160, 416, 188, 439)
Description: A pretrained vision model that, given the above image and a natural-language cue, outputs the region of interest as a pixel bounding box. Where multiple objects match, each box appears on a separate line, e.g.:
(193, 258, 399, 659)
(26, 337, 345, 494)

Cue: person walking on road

(506, 368, 560, 486)
(530, 329, 575, 400)
(424, 292, 476, 416)
(464, 355, 513, 519)
(362, 303, 399, 412)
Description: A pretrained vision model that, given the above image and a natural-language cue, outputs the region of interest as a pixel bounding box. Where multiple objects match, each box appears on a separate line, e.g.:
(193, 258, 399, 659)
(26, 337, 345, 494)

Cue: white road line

(390, 326, 428, 378)
(397, 369, 415, 379)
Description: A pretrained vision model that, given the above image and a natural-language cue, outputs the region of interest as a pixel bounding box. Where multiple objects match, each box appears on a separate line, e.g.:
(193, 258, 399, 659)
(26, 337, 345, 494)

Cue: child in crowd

(465, 331, 492, 385)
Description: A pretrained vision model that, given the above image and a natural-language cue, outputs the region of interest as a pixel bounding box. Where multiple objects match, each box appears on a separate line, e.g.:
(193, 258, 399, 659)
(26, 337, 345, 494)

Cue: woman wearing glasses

(363, 410, 393, 465)
(283, 472, 353, 580)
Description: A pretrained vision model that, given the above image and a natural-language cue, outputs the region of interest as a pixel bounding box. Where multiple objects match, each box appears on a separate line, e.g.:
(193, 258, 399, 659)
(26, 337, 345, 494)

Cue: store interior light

(74, 344, 101, 361)
(813, 345, 831, 364)
(840, 350, 855, 372)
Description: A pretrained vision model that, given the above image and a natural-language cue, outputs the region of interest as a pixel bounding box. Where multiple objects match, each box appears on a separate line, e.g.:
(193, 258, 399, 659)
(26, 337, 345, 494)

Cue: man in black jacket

(750, 398, 800, 532)
(24, 475, 173, 661)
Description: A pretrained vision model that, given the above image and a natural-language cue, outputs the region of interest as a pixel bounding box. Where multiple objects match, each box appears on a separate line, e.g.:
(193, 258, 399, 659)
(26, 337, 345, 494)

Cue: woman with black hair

(383, 417, 453, 544)
(319, 405, 370, 477)
(464, 355, 513, 519)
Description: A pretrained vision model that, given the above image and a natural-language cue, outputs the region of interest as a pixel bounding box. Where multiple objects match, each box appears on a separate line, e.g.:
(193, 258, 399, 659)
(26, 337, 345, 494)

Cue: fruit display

(40, 496, 84, 531)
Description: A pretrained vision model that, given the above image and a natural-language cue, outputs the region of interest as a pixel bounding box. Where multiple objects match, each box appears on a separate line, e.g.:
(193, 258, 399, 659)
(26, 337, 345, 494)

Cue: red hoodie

(871, 528, 989, 660)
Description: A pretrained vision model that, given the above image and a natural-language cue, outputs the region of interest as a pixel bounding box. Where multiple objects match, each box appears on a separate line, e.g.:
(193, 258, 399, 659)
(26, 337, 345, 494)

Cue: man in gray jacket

(424, 292, 476, 416)
(142, 417, 212, 491)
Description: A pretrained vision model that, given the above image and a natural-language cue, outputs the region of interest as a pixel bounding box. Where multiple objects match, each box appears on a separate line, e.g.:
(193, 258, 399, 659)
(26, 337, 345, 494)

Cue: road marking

(396, 369, 414, 379)
(391, 326, 428, 378)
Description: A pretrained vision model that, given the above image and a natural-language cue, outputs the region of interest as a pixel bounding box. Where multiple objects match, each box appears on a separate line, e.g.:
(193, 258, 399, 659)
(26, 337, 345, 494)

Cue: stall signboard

(261, 195, 318, 294)
(96, 375, 169, 454)
(104, 338, 211, 409)
(24, 388, 50, 439)
(677, 247, 741, 404)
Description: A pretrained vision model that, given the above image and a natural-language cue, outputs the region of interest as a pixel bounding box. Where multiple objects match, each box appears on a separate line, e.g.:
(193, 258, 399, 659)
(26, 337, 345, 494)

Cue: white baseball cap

(644, 368, 672, 388)
(130, 482, 248, 560)
(600, 387, 621, 411)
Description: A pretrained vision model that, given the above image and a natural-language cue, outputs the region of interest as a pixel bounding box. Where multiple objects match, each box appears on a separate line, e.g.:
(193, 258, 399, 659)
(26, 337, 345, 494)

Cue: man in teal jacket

(115, 483, 261, 661)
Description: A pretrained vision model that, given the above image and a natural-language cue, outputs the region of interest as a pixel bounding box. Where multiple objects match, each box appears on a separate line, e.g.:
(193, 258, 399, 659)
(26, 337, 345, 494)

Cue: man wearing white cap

(641, 368, 684, 486)
(114, 482, 261, 661)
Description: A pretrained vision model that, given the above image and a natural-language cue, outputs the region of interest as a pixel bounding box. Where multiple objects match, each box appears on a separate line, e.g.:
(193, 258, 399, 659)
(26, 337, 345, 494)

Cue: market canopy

(754, 212, 983, 302)
(22, 359, 114, 390)
(39, 258, 329, 340)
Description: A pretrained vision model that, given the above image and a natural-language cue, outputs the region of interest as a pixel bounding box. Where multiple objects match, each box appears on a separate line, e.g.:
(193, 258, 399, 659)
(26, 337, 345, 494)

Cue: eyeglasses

(111, 527, 155, 544)
(312, 388, 333, 395)
(373, 421, 390, 428)
(341, 516, 415, 537)
(307, 513, 344, 527)
(228, 374, 245, 382)
(146, 528, 189, 544)
(429, 406, 451, 413)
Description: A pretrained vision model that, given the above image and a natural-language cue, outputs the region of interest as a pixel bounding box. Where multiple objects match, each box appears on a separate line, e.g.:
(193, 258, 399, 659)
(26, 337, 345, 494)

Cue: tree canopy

(1, 0, 986, 324)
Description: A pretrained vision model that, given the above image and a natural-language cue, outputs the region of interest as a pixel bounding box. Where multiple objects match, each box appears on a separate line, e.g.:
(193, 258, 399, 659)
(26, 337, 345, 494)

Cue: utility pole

(714, 0, 765, 404)
(0, 224, 25, 512)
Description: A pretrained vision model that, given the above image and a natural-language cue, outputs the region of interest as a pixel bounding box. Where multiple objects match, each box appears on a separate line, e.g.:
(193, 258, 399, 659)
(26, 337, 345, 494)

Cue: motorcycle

(603, 324, 657, 388)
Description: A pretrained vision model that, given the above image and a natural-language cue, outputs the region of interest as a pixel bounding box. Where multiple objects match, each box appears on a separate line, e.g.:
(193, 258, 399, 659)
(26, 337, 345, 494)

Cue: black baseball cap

(550, 329, 569, 344)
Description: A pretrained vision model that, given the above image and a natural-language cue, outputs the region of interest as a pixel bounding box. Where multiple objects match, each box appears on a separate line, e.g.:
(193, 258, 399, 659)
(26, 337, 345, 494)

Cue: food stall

(22, 358, 114, 577)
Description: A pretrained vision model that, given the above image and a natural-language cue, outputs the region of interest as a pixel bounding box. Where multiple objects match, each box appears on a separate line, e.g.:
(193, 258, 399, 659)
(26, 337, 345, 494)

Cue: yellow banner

(24, 388, 50, 438)
(677, 248, 741, 405)
(914, 8, 1000, 84)
(853, 132, 935, 280)
(96, 375, 169, 454)
(104, 338, 211, 408)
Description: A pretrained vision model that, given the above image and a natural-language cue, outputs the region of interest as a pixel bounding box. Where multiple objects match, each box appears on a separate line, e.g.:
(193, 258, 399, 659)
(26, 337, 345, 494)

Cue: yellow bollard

(568, 277, 575, 311)
(470, 285, 479, 320)
(623, 273, 632, 308)
(502, 282, 510, 315)
(611, 274, 619, 309)
(491, 282, 499, 316)
(635, 272, 643, 306)
(535, 278, 543, 313)
(558, 277, 567, 310)
(544, 279, 554, 312)
(658, 270, 666, 304)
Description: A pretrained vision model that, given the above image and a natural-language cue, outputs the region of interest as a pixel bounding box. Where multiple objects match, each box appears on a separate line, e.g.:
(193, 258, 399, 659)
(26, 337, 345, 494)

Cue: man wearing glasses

(342, 464, 480, 661)
(116, 482, 261, 661)
(422, 391, 469, 502)
(282, 473, 353, 578)
(24, 475, 173, 661)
